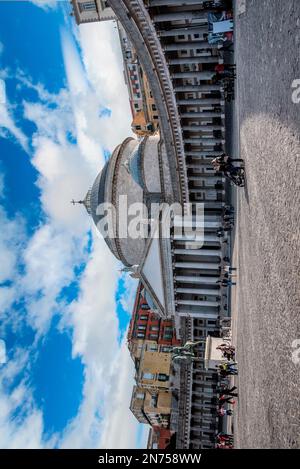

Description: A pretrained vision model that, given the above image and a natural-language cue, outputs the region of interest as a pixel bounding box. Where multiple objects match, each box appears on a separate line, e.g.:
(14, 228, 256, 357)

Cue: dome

(127, 140, 144, 189)
(86, 138, 146, 266)
(84, 134, 173, 267)
(89, 159, 110, 227)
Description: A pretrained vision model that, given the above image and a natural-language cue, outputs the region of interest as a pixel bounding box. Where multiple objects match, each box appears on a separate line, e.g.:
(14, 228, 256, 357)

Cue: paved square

(231, 0, 300, 448)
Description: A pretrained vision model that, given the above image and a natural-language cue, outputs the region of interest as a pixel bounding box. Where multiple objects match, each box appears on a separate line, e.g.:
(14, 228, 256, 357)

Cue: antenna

(71, 199, 84, 206)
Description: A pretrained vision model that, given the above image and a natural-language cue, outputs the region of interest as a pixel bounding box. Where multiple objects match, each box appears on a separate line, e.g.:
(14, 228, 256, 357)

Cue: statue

(171, 340, 203, 364)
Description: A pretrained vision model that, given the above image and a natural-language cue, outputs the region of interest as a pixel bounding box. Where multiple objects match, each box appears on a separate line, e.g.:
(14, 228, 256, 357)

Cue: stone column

(164, 41, 209, 51)
(177, 299, 219, 307)
(175, 276, 220, 284)
(182, 125, 223, 131)
(179, 98, 221, 105)
(174, 249, 221, 256)
(180, 111, 224, 118)
(184, 138, 224, 145)
(174, 262, 219, 269)
(175, 84, 221, 92)
(172, 234, 220, 242)
(149, 0, 205, 6)
(171, 71, 215, 80)
(176, 287, 220, 295)
(184, 150, 223, 157)
(169, 56, 219, 64)
(153, 11, 208, 23)
(158, 26, 208, 37)
(178, 310, 219, 319)
(173, 218, 220, 228)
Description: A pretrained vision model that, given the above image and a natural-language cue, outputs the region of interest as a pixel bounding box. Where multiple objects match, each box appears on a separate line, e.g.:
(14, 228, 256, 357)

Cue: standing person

(224, 265, 237, 275)
(219, 395, 236, 406)
(216, 278, 236, 286)
(217, 385, 238, 396)
(218, 406, 233, 416)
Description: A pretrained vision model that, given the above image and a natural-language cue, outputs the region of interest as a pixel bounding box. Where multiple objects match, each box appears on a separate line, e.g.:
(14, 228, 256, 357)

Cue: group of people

(215, 380, 238, 448)
(218, 361, 238, 376)
(211, 153, 245, 187)
(216, 432, 234, 449)
(216, 343, 236, 361)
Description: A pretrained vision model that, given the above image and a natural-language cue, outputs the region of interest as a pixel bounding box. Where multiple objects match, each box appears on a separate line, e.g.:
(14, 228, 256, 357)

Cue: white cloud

(0, 347, 46, 449)
(0, 79, 29, 152)
(29, 0, 57, 10)
(0, 206, 25, 285)
(0, 20, 145, 449)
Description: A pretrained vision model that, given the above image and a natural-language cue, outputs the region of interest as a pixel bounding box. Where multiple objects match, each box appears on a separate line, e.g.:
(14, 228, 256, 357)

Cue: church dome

(87, 137, 146, 266)
(127, 139, 144, 189)
(83, 134, 173, 267)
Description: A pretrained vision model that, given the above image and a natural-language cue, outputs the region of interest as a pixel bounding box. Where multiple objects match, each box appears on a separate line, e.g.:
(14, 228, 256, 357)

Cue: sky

(0, 0, 148, 448)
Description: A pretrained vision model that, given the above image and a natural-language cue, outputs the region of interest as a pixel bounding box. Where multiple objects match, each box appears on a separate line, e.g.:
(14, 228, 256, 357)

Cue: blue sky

(0, 0, 144, 448)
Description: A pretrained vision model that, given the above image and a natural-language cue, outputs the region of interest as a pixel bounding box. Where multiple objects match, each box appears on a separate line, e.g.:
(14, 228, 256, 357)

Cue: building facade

(71, 0, 116, 24)
(73, 0, 233, 449)
(130, 386, 172, 428)
(117, 22, 159, 137)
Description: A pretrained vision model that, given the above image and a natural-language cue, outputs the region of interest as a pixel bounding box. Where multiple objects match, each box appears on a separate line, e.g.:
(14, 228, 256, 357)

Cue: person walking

(216, 278, 236, 286)
(217, 385, 238, 395)
(218, 406, 233, 416)
(219, 395, 236, 406)
(218, 386, 238, 397)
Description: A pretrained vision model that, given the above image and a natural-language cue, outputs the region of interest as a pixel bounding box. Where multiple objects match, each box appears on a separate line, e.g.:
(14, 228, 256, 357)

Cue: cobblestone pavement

(231, 0, 300, 448)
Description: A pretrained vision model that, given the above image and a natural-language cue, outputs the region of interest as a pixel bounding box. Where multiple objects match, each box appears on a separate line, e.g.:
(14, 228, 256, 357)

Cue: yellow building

(130, 386, 171, 427)
(143, 72, 159, 129)
(129, 339, 172, 390)
(131, 71, 159, 137)
(131, 111, 154, 137)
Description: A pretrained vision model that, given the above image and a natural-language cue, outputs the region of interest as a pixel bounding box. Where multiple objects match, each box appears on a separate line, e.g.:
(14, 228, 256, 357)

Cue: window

(134, 103, 139, 109)
(178, 35, 185, 40)
(79, 1, 96, 12)
(147, 344, 158, 352)
(163, 327, 173, 340)
(135, 125, 141, 131)
(138, 325, 146, 330)
(157, 374, 169, 382)
(150, 326, 159, 331)
(141, 304, 149, 310)
(136, 392, 145, 399)
(194, 34, 200, 39)
(139, 314, 148, 320)
(161, 346, 172, 353)
(137, 333, 145, 338)
(150, 334, 158, 339)
(150, 395, 158, 408)
(142, 372, 154, 380)
(151, 104, 156, 111)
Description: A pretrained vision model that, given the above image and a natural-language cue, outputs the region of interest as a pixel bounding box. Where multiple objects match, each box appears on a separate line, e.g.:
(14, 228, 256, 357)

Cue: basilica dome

(83, 134, 173, 267)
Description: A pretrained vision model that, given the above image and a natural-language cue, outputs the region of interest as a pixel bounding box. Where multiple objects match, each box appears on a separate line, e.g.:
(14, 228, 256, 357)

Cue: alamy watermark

(95, 198, 206, 244)
(291, 79, 300, 104)
(291, 339, 300, 365)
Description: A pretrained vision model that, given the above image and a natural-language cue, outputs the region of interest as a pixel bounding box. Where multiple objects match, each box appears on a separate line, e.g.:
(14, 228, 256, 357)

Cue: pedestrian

(219, 395, 236, 406)
(216, 442, 233, 449)
(217, 432, 234, 443)
(216, 278, 236, 286)
(218, 406, 233, 416)
(221, 386, 238, 397)
(224, 265, 237, 275)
